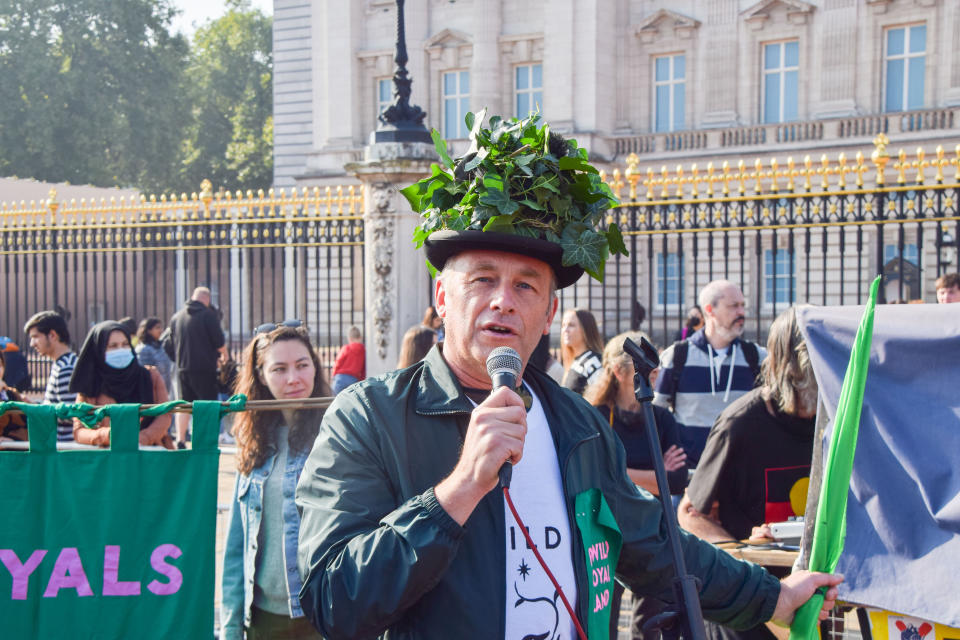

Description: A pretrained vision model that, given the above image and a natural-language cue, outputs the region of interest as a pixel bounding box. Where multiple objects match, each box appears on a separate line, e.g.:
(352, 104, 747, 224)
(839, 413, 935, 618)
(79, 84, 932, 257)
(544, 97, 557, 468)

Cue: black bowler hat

(424, 229, 584, 289)
(403, 109, 627, 289)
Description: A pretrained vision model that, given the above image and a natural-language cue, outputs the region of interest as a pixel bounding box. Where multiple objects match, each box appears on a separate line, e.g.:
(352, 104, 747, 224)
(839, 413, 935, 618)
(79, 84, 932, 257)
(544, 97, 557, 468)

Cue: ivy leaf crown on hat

(400, 109, 628, 282)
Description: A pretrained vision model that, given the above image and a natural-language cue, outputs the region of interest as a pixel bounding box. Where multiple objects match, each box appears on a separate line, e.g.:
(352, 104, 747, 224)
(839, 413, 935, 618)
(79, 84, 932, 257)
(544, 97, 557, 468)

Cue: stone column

(346, 142, 437, 377)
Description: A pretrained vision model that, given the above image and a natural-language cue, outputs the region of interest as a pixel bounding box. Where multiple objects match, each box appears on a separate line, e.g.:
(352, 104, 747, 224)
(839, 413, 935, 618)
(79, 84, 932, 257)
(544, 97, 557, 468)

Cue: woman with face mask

(68, 321, 173, 448)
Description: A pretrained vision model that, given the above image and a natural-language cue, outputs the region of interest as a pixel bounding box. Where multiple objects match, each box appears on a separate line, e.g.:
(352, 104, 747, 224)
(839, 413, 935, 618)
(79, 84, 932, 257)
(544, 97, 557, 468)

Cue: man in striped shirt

(653, 280, 765, 467)
(24, 311, 77, 442)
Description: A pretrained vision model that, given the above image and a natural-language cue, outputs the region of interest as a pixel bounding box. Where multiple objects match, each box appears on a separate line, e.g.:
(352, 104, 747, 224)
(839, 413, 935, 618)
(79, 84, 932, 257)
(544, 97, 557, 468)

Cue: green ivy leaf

(606, 223, 627, 256)
(431, 129, 454, 169)
(559, 228, 607, 281)
(479, 188, 519, 215)
(483, 214, 515, 233)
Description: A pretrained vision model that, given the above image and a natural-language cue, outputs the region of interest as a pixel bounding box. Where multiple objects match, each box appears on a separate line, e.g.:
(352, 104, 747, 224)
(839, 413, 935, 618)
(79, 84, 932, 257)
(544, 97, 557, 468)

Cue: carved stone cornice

(634, 9, 701, 44)
(742, 0, 816, 29)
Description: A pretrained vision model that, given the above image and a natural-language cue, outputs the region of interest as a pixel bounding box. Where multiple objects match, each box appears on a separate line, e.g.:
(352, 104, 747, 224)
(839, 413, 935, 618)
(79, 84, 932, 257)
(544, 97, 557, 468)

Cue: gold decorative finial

(872, 133, 890, 186)
(200, 179, 213, 218)
(624, 153, 640, 201)
(609, 169, 625, 200)
(47, 188, 60, 217)
(915, 147, 926, 186)
(895, 148, 907, 185)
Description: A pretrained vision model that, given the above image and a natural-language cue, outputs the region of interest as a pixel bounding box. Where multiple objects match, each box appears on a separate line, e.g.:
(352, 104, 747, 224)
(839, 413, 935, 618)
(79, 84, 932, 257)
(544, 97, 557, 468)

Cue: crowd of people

(3, 257, 957, 638)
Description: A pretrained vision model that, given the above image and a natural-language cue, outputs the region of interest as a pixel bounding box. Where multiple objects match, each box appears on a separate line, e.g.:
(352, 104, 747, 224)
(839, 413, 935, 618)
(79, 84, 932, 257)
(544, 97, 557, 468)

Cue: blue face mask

(104, 348, 135, 370)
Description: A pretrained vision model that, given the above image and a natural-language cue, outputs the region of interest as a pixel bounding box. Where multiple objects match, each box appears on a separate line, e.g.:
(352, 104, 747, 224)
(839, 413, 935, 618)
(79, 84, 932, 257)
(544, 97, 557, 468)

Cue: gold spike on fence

(605, 136, 960, 205)
(0, 181, 365, 254)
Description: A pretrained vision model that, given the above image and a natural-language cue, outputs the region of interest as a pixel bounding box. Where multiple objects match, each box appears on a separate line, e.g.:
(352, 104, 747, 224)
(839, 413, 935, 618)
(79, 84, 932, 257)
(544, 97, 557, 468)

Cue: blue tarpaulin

(797, 303, 960, 627)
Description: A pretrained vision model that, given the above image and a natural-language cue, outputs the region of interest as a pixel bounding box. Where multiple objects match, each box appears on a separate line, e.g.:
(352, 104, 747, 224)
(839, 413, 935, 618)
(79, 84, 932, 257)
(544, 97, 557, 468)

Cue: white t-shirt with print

(503, 385, 577, 640)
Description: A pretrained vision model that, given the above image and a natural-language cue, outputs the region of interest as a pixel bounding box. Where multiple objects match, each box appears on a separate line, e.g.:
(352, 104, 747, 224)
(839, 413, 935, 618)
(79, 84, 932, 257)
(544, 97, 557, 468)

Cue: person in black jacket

(163, 287, 226, 448)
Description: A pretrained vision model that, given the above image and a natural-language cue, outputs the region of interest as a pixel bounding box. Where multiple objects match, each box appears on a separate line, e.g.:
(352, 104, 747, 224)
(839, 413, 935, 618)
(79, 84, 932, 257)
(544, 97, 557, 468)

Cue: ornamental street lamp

(375, 0, 432, 144)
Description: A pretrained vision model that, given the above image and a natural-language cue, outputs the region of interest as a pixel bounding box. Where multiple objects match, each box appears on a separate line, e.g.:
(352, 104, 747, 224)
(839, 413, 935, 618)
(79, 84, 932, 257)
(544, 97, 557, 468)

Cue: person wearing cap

(296, 112, 841, 640)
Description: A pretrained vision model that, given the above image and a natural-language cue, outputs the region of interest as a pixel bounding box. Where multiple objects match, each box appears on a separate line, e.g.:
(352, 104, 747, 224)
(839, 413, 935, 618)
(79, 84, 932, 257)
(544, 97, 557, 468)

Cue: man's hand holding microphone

(435, 347, 525, 526)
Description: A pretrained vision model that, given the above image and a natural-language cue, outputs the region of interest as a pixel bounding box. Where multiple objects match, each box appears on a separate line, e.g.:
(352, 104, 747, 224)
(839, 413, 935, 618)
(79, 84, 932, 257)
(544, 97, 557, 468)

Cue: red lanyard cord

(502, 486, 589, 640)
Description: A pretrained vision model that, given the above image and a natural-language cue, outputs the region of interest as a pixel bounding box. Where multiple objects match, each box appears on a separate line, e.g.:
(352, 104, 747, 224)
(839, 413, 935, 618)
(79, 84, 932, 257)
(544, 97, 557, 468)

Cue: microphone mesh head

(486, 346, 522, 379)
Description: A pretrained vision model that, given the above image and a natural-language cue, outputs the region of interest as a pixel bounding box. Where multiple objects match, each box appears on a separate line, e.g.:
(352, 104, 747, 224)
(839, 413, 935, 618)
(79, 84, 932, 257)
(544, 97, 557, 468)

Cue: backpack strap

(668, 340, 689, 409)
(740, 340, 761, 385)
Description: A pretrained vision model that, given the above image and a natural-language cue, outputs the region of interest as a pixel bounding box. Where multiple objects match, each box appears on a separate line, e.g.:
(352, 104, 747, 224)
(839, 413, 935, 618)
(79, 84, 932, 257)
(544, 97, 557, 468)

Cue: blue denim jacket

(220, 442, 309, 639)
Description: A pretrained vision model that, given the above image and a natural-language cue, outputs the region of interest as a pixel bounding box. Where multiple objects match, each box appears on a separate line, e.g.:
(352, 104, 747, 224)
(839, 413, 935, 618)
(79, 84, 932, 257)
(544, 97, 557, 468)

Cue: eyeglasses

(253, 319, 304, 335)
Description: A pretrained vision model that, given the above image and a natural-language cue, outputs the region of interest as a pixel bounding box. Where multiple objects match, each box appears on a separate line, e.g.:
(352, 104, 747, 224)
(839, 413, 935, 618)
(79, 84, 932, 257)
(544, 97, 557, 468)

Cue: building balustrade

(610, 107, 959, 160)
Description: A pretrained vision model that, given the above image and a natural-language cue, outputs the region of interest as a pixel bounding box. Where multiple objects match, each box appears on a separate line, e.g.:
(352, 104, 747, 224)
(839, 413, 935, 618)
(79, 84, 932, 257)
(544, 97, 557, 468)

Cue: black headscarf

(69, 321, 154, 405)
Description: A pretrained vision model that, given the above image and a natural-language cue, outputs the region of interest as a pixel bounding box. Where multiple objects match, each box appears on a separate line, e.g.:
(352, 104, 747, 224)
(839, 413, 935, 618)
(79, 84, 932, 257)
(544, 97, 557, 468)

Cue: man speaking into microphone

(295, 112, 841, 640)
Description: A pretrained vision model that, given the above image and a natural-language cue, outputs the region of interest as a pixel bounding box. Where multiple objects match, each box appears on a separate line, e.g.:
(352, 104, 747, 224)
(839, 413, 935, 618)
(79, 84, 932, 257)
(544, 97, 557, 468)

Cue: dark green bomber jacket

(296, 346, 780, 640)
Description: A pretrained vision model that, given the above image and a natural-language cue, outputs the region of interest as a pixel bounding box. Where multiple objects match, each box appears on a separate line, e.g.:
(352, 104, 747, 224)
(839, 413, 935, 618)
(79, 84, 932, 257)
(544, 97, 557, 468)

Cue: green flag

(789, 275, 880, 640)
(0, 400, 223, 639)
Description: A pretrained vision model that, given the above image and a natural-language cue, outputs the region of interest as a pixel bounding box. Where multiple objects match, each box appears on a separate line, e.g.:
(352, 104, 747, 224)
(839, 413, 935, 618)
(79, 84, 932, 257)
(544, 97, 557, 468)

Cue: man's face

(436, 250, 558, 387)
(706, 286, 746, 341)
(28, 328, 54, 358)
(937, 285, 960, 304)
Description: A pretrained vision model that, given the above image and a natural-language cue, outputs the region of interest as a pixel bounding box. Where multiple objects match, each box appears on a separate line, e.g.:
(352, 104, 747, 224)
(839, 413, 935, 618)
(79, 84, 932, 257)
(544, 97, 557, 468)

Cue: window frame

(514, 63, 543, 118)
(442, 70, 470, 139)
(375, 77, 393, 120)
(763, 248, 796, 307)
(882, 23, 926, 113)
(883, 243, 919, 267)
(652, 53, 686, 133)
(761, 40, 799, 124)
(655, 252, 685, 308)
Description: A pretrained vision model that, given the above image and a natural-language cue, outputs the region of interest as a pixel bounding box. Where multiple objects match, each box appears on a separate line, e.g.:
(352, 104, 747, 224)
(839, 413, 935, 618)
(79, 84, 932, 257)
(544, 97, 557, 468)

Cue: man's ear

(435, 277, 446, 319)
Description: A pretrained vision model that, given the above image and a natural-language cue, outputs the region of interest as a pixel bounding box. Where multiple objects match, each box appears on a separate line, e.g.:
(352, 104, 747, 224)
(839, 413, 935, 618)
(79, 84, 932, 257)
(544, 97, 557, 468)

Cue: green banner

(0, 400, 223, 640)
(789, 276, 880, 640)
(574, 488, 623, 640)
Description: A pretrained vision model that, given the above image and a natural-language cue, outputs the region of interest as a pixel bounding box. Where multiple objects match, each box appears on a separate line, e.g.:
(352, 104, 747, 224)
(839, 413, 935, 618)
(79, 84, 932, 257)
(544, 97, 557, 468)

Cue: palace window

(376, 78, 392, 119)
(764, 249, 795, 305)
(515, 64, 543, 118)
(762, 41, 798, 123)
(443, 70, 470, 139)
(884, 243, 919, 266)
(653, 54, 685, 133)
(656, 252, 684, 307)
(884, 24, 926, 112)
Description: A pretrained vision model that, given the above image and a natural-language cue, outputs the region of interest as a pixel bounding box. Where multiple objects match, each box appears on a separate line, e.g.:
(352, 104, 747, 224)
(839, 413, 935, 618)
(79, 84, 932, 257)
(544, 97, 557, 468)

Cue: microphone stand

(622, 337, 706, 640)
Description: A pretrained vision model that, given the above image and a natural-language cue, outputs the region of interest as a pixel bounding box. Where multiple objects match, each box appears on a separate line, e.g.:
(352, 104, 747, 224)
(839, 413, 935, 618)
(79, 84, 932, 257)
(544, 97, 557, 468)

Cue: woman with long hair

(135, 317, 173, 394)
(221, 323, 329, 640)
(396, 324, 437, 369)
(68, 321, 173, 448)
(584, 331, 687, 640)
(559, 308, 604, 394)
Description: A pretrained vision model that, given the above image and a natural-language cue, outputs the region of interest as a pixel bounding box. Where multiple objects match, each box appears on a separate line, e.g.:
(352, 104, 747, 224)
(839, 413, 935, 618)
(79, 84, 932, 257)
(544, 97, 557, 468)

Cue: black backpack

(667, 339, 761, 407)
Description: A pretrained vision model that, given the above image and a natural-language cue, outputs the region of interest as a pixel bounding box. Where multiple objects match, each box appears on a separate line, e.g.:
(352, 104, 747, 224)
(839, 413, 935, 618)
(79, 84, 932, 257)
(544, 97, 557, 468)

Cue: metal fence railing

(554, 135, 960, 349)
(1, 180, 365, 392)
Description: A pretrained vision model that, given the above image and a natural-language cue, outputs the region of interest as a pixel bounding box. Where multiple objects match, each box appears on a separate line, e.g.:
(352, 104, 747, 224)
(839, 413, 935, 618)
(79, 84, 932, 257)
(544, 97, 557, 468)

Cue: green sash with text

(574, 488, 623, 640)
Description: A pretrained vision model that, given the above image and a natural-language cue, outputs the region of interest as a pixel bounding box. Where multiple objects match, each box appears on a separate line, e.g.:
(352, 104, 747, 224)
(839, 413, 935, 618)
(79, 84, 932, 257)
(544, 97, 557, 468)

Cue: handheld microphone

(485, 346, 523, 488)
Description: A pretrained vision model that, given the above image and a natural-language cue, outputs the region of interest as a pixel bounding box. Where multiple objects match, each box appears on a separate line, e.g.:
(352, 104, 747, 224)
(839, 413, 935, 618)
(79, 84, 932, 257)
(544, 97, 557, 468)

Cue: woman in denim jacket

(221, 323, 330, 639)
